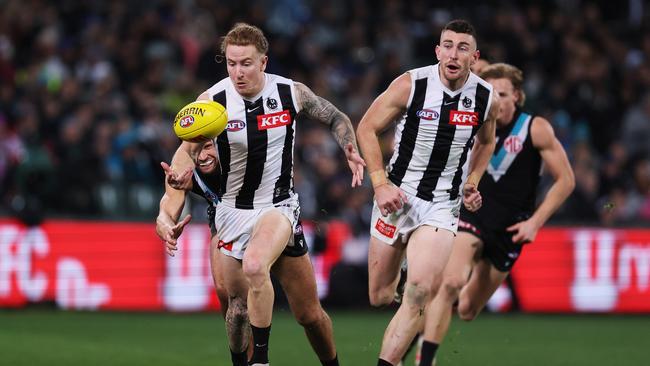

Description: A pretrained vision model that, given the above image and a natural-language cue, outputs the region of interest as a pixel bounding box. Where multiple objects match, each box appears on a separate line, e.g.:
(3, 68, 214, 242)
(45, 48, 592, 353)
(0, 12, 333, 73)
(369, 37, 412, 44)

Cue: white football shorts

(370, 190, 461, 245)
(214, 194, 301, 259)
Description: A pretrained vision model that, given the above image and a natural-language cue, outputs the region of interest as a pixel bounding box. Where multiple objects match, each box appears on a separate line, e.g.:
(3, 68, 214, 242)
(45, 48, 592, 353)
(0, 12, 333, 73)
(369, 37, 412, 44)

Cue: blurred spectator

(560, 159, 600, 224)
(630, 156, 650, 221)
(621, 92, 650, 158)
(0, 114, 24, 200)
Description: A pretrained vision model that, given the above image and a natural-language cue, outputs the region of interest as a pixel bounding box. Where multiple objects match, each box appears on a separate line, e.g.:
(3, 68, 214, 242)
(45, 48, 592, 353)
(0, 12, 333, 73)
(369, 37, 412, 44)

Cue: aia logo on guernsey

(416, 109, 439, 120)
(375, 219, 397, 238)
(257, 110, 291, 130)
(504, 135, 523, 153)
(227, 120, 246, 132)
(449, 110, 479, 126)
(179, 115, 194, 128)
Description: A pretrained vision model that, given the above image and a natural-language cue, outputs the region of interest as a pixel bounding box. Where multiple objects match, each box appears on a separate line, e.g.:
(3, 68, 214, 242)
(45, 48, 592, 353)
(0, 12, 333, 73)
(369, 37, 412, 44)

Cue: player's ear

(435, 45, 441, 61)
(260, 55, 268, 72)
(515, 90, 523, 105)
(471, 50, 480, 66)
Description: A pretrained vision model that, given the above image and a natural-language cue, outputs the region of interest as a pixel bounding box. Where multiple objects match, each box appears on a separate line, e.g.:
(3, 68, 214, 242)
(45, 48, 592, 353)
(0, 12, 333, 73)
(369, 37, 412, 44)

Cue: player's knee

(457, 299, 479, 321)
(368, 287, 394, 307)
(404, 281, 431, 308)
(226, 296, 249, 325)
(242, 257, 268, 287)
(294, 305, 326, 327)
(441, 276, 465, 302)
(213, 281, 228, 301)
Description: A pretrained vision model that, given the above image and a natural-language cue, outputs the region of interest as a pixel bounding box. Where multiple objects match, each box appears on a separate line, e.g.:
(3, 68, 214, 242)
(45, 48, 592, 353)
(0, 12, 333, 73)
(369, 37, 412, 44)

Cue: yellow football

(173, 100, 228, 141)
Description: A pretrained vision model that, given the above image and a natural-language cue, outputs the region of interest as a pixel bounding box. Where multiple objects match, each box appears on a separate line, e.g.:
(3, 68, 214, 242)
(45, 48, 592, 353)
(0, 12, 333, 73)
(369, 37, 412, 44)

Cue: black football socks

(321, 354, 339, 366)
(418, 340, 439, 366)
(230, 348, 247, 366)
(250, 324, 271, 365)
(377, 359, 393, 366)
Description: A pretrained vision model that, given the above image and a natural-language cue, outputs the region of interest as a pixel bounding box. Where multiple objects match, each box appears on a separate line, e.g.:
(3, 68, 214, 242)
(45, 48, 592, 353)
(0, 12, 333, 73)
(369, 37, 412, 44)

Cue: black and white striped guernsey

(205, 73, 299, 209)
(387, 64, 494, 201)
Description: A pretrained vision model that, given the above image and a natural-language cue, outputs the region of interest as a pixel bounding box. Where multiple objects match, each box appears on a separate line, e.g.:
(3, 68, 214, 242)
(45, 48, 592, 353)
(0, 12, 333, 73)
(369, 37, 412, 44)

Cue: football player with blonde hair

(166, 23, 365, 366)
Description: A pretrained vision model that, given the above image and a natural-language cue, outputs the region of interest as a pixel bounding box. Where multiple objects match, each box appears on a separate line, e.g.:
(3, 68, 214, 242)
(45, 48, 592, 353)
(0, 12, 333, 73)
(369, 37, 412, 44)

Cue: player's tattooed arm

(295, 82, 358, 151)
(295, 82, 366, 187)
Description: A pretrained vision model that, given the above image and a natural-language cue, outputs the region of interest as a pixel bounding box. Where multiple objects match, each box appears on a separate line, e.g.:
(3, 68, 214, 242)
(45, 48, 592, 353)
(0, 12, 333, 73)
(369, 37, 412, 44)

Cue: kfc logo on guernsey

(227, 120, 246, 132)
(416, 109, 440, 120)
(258, 110, 291, 130)
(449, 110, 479, 126)
(179, 115, 194, 128)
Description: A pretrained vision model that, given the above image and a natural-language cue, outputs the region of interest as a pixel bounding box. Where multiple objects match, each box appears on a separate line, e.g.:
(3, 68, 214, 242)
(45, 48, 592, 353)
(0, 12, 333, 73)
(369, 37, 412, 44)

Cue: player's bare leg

(211, 239, 255, 362)
(243, 210, 292, 365)
(419, 232, 481, 366)
(209, 236, 229, 318)
(457, 259, 508, 321)
(273, 254, 339, 365)
(378, 226, 454, 364)
(368, 236, 406, 306)
(220, 253, 251, 366)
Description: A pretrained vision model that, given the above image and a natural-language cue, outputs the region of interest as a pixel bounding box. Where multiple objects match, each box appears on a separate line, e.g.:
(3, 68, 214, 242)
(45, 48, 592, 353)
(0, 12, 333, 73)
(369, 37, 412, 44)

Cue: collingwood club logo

(266, 98, 278, 110)
(462, 96, 473, 108)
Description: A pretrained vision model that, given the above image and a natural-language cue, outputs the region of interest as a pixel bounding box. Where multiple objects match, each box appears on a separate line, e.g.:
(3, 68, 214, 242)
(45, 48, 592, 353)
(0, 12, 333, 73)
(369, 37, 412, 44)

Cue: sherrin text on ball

(173, 100, 228, 141)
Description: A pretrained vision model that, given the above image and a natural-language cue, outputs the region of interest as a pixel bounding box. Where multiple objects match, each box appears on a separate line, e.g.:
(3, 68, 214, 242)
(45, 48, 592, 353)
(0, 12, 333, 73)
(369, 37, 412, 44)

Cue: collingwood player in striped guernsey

(167, 23, 365, 366)
(418, 63, 574, 366)
(356, 20, 499, 366)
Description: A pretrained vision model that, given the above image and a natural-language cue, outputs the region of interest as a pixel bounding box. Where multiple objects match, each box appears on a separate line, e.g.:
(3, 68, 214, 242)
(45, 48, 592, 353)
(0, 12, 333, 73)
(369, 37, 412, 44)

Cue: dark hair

(220, 23, 269, 55)
(442, 19, 477, 43)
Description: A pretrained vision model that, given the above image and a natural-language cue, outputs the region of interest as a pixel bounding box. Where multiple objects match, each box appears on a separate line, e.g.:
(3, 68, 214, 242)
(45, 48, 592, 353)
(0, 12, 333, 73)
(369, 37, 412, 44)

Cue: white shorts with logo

(370, 191, 461, 245)
(214, 195, 301, 259)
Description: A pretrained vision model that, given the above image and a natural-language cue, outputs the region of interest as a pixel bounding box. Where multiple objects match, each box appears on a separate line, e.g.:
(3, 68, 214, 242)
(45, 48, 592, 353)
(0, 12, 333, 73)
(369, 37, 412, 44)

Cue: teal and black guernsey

(468, 109, 542, 229)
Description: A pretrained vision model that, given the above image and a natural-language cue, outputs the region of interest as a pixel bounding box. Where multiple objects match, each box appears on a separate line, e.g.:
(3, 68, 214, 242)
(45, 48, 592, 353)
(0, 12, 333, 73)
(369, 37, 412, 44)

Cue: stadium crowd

(0, 0, 649, 229)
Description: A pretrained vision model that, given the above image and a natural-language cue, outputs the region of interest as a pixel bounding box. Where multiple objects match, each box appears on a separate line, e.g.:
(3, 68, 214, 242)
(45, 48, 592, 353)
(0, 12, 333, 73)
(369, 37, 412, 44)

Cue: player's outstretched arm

(507, 117, 575, 243)
(463, 92, 498, 211)
(356, 73, 411, 216)
(164, 141, 203, 190)
(156, 171, 193, 257)
(294, 82, 366, 187)
(157, 92, 215, 255)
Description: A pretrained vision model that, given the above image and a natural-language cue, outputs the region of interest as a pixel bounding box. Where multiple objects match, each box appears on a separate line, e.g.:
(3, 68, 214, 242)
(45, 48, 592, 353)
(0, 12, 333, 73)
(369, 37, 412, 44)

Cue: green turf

(1, 308, 648, 365)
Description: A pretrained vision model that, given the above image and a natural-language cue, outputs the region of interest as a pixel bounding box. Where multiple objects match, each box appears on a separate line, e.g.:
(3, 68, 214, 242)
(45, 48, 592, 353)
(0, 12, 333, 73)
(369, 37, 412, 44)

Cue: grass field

(1, 308, 648, 365)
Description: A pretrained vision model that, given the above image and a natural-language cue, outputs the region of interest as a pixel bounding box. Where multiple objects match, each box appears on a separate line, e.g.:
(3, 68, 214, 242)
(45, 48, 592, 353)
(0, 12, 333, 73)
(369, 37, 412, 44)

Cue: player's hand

(374, 184, 407, 216)
(157, 215, 192, 257)
(343, 143, 366, 188)
(506, 218, 538, 244)
(462, 183, 482, 212)
(161, 162, 193, 190)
